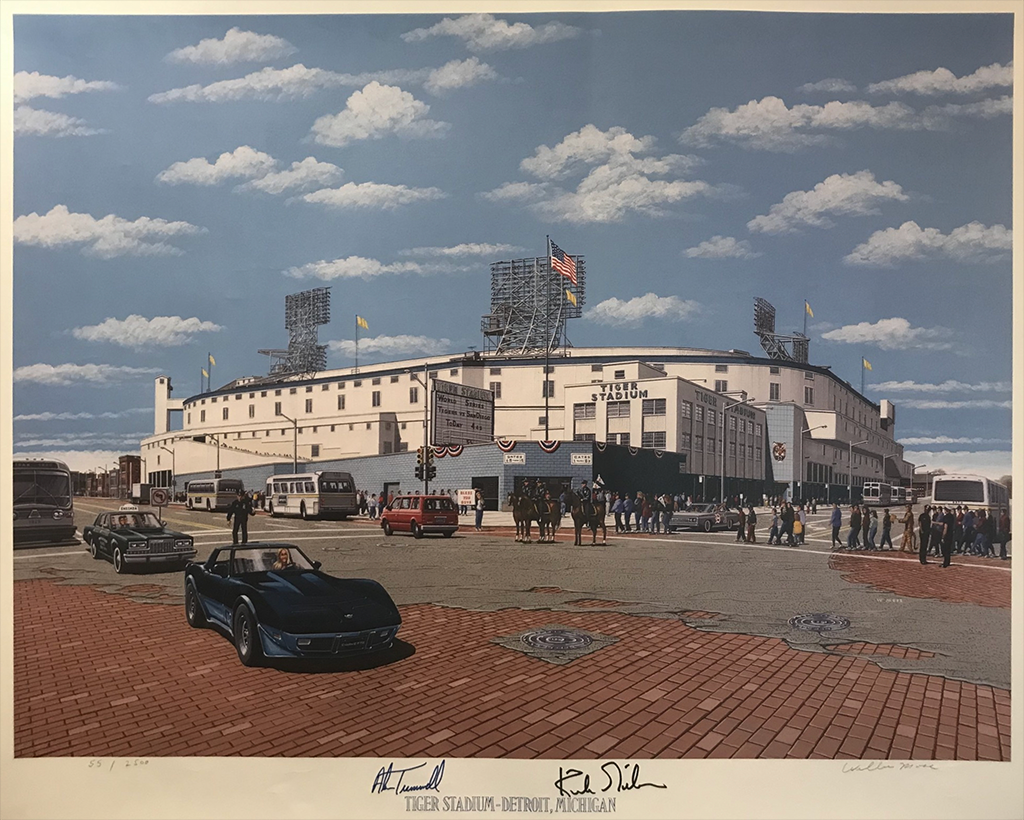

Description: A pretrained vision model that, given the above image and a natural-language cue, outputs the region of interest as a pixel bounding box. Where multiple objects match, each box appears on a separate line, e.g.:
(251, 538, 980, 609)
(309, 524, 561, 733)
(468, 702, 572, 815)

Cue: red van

(381, 495, 459, 538)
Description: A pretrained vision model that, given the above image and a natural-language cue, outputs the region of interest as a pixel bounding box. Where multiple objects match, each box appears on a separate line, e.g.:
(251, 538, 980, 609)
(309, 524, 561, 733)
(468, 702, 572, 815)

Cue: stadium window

(573, 402, 596, 420)
(337, 395, 345, 411)
(305, 385, 313, 392)
(290, 388, 297, 394)
(729, 441, 737, 457)
(642, 398, 666, 416)
(330, 425, 335, 432)
(401, 422, 406, 429)
(804, 386, 814, 405)
(695, 406, 703, 423)
(805, 372, 814, 380)
(538, 416, 548, 426)
(681, 432, 692, 449)
(322, 384, 330, 391)
(606, 401, 629, 418)
(490, 368, 502, 375)
(591, 365, 603, 372)
(211, 397, 217, 403)
(573, 433, 596, 441)
(200, 410, 206, 422)
(707, 410, 716, 427)
(274, 390, 281, 396)
(642, 431, 667, 449)
(261, 391, 267, 397)
(543, 365, 554, 374)
(372, 391, 381, 407)
(450, 369, 459, 376)
(366, 422, 371, 430)
(769, 383, 781, 401)
(249, 405, 255, 419)
(311, 444, 320, 458)
(489, 382, 501, 399)
(274, 401, 281, 415)
(715, 380, 728, 393)
(618, 433, 630, 446)
(614, 370, 626, 380)
(338, 382, 346, 388)
(542, 380, 555, 398)
(354, 380, 362, 387)
(187, 413, 191, 424)
(410, 386, 419, 404)
(349, 424, 354, 431)
(372, 378, 381, 385)
(680, 401, 692, 419)
(297, 427, 303, 434)
(235, 394, 241, 401)
(429, 371, 438, 379)
(715, 365, 728, 373)
(305, 399, 313, 413)
(390, 375, 399, 383)
(728, 416, 737, 431)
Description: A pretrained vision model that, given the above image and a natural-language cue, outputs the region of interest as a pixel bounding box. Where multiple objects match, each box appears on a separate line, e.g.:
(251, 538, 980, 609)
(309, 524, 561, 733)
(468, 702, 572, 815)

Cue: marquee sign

(431, 379, 495, 446)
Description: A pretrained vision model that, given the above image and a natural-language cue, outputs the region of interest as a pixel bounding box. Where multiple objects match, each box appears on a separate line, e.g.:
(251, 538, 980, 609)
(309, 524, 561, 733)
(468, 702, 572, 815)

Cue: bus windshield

(934, 480, 985, 503)
(14, 471, 71, 508)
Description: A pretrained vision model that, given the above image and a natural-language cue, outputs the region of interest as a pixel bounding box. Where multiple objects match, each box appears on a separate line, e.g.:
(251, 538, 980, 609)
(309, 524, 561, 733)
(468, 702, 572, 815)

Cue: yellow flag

(356, 315, 369, 330)
(202, 368, 209, 378)
(862, 358, 873, 371)
(565, 289, 577, 307)
(208, 353, 215, 366)
(805, 301, 813, 318)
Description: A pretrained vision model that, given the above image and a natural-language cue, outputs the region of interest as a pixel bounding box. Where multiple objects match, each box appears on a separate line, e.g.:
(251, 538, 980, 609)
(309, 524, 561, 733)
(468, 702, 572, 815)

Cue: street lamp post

(159, 445, 176, 496)
(274, 411, 298, 473)
(95, 466, 106, 497)
(849, 439, 869, 504)
(798, 424, 828, 502)
(410, 363, 430, 494)
(721, 397, 754, 505)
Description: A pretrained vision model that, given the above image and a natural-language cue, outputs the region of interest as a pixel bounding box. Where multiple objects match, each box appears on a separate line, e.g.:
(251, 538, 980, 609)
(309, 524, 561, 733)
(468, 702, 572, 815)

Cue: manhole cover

(789, 613, 850, 632)
(521, 629, 594, 650)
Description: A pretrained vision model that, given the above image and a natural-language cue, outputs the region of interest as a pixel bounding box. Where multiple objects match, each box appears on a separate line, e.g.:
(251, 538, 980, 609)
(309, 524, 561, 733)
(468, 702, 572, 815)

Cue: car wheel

(382, 519, 393, 536)
(87, 537, 99, 559)
(112, 546, 127, 574)
(233, 606, 262, 667)
(702, 519, 713, 533)
(185, 584, 206, 628)
(411, 521, 423, 539)
(442, 531, 453, 538)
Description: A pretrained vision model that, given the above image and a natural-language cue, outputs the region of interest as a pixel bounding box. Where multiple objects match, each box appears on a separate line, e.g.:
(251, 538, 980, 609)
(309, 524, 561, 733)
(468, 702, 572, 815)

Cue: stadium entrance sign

(591, 381, 649, 402)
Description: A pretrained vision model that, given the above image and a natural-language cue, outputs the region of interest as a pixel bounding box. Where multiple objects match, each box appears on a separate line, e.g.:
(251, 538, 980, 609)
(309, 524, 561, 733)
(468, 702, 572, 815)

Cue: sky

(9, 10, 1015, 479)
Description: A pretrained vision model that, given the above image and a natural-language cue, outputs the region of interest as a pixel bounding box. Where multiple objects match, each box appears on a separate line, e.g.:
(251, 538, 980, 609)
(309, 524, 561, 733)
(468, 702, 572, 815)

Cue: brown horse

(508, 492, 539, 542)
(536, 498, 562, 543)
(565, 489, 608, 546)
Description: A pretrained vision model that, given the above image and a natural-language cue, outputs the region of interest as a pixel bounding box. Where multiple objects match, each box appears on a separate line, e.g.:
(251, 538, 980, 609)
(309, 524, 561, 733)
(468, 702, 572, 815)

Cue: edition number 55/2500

(88, 759, 150, 770)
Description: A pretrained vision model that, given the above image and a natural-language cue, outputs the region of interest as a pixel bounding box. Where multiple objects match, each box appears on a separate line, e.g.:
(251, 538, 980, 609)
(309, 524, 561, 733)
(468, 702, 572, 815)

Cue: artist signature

(554, 762, 667, 797)
(842, 761, 940, 773)
(371, 760, 445, 795)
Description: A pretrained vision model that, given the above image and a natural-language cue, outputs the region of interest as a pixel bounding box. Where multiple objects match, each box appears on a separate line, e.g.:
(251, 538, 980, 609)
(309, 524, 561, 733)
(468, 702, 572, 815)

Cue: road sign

(150, 488, 169, 506)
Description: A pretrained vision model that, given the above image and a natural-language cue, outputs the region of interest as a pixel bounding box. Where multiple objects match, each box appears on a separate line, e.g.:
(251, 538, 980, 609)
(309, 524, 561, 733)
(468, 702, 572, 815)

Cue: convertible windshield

(230, 547, 314, 574)
(112, 513, 162, 529)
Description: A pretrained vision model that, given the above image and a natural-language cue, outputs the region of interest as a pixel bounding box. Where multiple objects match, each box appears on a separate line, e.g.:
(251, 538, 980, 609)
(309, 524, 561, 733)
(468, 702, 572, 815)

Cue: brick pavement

(830, 552, 1011, 608)
(14, 579, 1010, 761)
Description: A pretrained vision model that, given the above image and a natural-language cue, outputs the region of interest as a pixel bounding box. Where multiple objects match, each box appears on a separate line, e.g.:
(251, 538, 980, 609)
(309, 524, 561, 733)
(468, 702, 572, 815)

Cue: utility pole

(423, 362, 431, 495)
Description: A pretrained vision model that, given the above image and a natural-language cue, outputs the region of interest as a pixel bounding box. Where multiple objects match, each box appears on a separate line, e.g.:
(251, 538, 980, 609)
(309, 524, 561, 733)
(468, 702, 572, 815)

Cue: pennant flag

(805, 301, 813, 318)
(862, 357, 873, 371)
(208, 353, 215, 366)
(565, 288, 577, 307)
(550, 241, 577, 285)
(201, 368, 209, 378)
(356, 315, 369, 330)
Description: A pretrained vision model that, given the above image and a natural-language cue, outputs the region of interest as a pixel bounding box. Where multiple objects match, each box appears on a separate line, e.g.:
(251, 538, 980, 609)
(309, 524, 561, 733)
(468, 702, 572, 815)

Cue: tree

(999, 475, 1012, 497)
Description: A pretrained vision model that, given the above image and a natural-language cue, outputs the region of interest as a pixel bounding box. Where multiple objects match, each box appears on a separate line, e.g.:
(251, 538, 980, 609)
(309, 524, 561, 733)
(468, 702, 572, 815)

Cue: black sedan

(666, 504, 743, 533)
(82, 505, 196, 573)
(183, 543, 402, 666)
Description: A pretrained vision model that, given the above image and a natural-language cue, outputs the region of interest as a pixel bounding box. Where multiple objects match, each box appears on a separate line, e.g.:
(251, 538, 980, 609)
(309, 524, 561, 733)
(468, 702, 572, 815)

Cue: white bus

(932, 474, 1009, 511)
(186, 477, 245, 511)
(861, 482, 893, 506)
(13, 458, 76, 544)
(265, 471, 358, 520)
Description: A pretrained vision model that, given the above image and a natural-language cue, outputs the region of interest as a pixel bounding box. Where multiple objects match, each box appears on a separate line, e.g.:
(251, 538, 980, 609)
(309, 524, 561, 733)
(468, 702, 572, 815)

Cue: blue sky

(10, 11, 1015, 478)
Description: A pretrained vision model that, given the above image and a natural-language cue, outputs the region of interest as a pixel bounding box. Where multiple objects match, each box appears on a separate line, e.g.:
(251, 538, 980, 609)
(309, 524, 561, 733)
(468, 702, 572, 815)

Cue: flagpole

(207, 352, 211, 392)
(803, 301, 808, 337)
(544, 236, 551, 439)
(354, 315, 359, 374)
(861, 358, 865, 395)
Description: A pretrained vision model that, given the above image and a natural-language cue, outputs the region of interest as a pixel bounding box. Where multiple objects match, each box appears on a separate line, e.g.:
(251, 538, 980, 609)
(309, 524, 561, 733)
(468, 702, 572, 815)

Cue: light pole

(798, 424, 828, 502)
(410, 363, 430, 494)
(913, 464, 929, 501)
(274, 411, 298, 472)
(721, 397, 754, 505)
(159, 444, 176, 495)
(95, 466, 106, 497)
(849, 439, 869, 504)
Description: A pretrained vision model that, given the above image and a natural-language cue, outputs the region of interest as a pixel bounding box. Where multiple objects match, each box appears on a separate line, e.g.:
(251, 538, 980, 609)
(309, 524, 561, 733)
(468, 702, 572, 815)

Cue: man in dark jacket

(940, 507, 957, 567)
(847, 505, 862, 550)
(918, 505, 932, 564)
(226, 490, 253, 545)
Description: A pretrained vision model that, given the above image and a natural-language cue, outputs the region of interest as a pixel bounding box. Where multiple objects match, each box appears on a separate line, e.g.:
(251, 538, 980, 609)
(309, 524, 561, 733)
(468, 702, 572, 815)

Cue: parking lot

(13, 499, 1012, 760)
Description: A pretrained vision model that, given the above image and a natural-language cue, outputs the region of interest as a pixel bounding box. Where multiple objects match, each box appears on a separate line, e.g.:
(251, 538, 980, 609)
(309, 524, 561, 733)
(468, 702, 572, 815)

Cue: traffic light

(427, 464, 437, 481)
(414, 465, 424, 481)
(416, 447, 425, 465)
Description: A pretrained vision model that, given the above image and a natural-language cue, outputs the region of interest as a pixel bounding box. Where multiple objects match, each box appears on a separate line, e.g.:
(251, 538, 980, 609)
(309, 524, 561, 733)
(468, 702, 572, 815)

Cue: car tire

(185, 584, 206, 628)
(112, 546, 127, 574)
(87, 537, 99, 559)
(703, 520, 713, 533)
(411, 521, 423, 539)
(382, 519, 393, 536)
(233, 605, 262, 667)
(442, 531, 453, 538)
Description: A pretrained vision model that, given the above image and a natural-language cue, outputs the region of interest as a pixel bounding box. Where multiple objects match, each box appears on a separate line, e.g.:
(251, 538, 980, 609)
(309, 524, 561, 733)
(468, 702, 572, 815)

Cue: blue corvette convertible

(184, 543, 402, 666)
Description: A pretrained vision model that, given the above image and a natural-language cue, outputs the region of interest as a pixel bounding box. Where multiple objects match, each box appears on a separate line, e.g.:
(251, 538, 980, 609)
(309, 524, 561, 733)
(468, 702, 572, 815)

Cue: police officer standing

(226, 490, 254, 545)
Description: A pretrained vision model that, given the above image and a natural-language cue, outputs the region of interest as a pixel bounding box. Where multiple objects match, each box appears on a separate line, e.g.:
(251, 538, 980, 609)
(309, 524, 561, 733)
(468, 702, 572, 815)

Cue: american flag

(549, 241, 577, 285)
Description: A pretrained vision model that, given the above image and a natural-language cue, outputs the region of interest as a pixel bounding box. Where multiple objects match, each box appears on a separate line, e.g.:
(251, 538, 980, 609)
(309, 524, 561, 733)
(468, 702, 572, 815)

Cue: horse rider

(578, 479, 594, 518)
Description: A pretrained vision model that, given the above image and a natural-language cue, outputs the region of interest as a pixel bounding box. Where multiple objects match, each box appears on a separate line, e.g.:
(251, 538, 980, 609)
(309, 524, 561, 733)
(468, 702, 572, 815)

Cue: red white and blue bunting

(628, 446, 639, 456)
(538, 440, 560, 454)
(595, 442, 607, 452)
(496, 439, 517, 452)
(446, 444, 464, 458)
(654, 450, 664, 458)
(431, 446, 446, 459)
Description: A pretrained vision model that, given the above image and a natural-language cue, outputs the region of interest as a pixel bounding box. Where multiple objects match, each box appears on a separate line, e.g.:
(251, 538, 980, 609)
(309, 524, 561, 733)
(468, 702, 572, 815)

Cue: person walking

(879, 508, 894, 550)
(847, 505, 862, 550)
(226, 489, 253, 545)
(736, 505, 747, 542)
(867, 509, 879, 550)
(611, 494, 624, 533)
(474, 489, 485, 531)
(768, 508, 781, 545)
(997, 509, 1010, 560)
(633, 494, 643, 532)
(830, 503, 843, 548)
(368, 492, 377, 520)
(861, 507, 871, 550)
(622, 494, 634, 532)
(651, 494, 664, 534)
(899, 505, 916, 553)
(797, 505, 807, 545)
(940, 506, 957, 568)
(641, 495, 652, 533)
(931, 507, 944, 557)
(960, 507, 976, 555)
(918, 505, 932, 564)
(746, 505, 757, 543)
(781, 502, 796, 546)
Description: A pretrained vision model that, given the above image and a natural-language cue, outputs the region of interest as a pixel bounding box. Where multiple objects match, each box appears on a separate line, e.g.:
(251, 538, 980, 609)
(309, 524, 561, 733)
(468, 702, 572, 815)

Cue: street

(13, 498, 1011, 760)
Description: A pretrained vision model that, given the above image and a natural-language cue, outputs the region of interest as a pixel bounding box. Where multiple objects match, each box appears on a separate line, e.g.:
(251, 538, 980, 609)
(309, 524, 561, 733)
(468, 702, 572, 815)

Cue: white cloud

(11, 450, 140, 473)
(520, 124, 662, 179)
(820, 317, 952, 351)
(329, 335, 453, 357)
(16, 433, 149, 449)
(680, 94, 1010, 152)
(481, 181, 550, 203)
(748, 170, 909, 234)
(401, 13, 581, 52)
(297, 182, 446, 211)
(156, 145, 278, 186)
(423, 57, 498, 95)
(165, 27, 297, 65)
(13, 204, 205, 258)
(13, 105, 105, 137)
(867, 62, 1013, 96)
(399, 243, 524, 257)
(797, 78, 857, 94)
(684, 235, 761, 259)
(898, 400, 1012, 410)
(586, 293, 701, 328)
(308, 82, 450, 147)
(285, 256, 425, 281)
(899, 436, 1011, 446)
(13, 71, 120, 103)
(71, 315, 223, 348)
(901, 449, 1011, 481)
(844, 221, 1011, 267)
(13, 363, 161, 386)
(870, 379, 1011, 394)
(236, 157, 344, 194)
(14, 408, 149, 421)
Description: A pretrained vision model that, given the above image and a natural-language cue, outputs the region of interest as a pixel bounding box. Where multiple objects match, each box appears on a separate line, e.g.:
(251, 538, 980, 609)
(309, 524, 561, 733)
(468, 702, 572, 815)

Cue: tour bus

(861, 482, 893, 506)
(185, 477, 245, 511)
(13, 458, 76, 544)
(932, 474, 1009, 511)
(892, 486, 908, 505)
(265, 471, 358, 520)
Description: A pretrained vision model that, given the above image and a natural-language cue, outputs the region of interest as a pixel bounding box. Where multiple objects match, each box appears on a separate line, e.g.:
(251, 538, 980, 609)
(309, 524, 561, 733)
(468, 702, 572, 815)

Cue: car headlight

(127, 541, 146, 552)
(175, 539, 193, 550)
(52, 510, 65, 519)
